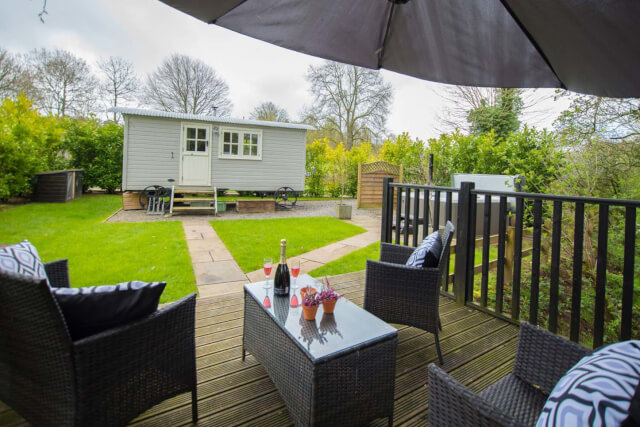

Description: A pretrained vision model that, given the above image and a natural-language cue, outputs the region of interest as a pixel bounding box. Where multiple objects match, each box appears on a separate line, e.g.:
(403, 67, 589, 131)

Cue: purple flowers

(318, 277, 341, 302)
(302, 286, 321, 307)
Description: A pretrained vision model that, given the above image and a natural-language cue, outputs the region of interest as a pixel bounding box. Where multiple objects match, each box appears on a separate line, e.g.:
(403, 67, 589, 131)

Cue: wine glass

(263, 257, 273, 289)
(290, 259, 301, 307)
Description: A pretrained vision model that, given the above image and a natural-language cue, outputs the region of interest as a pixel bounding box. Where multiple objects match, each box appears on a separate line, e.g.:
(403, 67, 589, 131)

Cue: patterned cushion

(537, 341, 640, 427)
(0, 240, 50, 286)
(406, 231, 442, 268)
(52, 281, 166, 340)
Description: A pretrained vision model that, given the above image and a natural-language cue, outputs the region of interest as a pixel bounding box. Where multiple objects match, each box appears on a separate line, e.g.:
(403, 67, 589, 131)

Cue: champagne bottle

(274, 239, 290, 296)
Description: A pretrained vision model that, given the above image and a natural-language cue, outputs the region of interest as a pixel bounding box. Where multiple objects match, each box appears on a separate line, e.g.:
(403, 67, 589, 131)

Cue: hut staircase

(169, 187, 218, 215)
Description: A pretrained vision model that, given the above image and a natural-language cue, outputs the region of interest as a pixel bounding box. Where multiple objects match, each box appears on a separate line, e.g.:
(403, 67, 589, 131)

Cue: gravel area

(106, 199, 381, 223)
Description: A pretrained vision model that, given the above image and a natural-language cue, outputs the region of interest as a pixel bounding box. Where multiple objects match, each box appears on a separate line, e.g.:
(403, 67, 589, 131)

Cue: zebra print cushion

(406, 231, 442, 268)
(537, 340, 640, 427)
(53, 281, 166, 340)
(0, 240, 50, 286)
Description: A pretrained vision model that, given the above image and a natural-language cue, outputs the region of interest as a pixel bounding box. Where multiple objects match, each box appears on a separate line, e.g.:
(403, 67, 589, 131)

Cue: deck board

(0, 270, 517, 426)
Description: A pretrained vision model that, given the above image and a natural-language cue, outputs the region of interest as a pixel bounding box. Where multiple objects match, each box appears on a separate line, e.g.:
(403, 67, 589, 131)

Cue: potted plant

(330, 143, 352, 219)
(300, 285, 317, 301)
(318, 277, 341, 314)
(302, 290, 321, 321)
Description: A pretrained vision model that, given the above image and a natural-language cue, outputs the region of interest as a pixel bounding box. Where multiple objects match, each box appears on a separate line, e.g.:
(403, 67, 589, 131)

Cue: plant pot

(302, 304, 319, 320)
(335, 204, 352, 220)
(300, 287, 316, 300)
(322, 299, 337, 314)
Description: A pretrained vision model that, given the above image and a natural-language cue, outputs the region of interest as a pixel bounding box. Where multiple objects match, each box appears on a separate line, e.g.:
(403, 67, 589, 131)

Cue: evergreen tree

(467, 88, 523, 139)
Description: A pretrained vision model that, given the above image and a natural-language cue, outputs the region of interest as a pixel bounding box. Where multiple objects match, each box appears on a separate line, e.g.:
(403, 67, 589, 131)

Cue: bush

(0, 95, 65, 201)
(305, 139, 330, 196)
(426, 127, 564, 192)
(379, 133, 429, 184)
(64, 119, 123, 193)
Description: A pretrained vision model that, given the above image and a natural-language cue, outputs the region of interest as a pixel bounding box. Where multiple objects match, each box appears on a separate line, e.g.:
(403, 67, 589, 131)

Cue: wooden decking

(0, 271, 518, 426)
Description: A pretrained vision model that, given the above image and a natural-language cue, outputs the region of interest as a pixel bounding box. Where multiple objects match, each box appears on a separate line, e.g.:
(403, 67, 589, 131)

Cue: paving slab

(210, 247, 234, 261)
(187, 239, 221, 252)
(193, 260, 247, 285)
(338, 231, 380, 248)
(246, 269, 265, 283)
(299, 243, 357, 264)
(190, 250, 214, 263)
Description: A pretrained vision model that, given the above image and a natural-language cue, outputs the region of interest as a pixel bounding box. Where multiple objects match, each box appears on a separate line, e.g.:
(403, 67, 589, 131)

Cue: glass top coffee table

(243, 274, 397, 426)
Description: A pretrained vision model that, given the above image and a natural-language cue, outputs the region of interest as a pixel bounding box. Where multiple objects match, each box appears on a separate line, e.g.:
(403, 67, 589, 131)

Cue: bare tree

(554, 93, 640, 143)
(0, 48, 38, 101)
(28, 48, 97, 117)
(306, 61, 392, 149)
(144, 54, 232, 116)
(0, 48, 23, 99)
(436, 86, 555, 133)
(249, 101, 289, 122)
(98, 56, 140, 122)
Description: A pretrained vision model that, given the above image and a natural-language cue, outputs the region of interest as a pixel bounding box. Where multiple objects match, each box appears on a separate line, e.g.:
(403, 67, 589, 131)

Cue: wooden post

(453, 182, 475, 305)
(356, 163, 362, 208)
(398, 164, 403, 183)
(428, 154, 434, 185)
(504, 225, 515, 284)
(381, 177, 391, 243)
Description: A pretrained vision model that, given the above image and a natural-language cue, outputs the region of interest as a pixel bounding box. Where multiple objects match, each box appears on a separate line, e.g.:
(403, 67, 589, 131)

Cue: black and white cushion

(0, 240, 50, 286)
(52, 281, 166, 340)
(406, 231, 443, 268)
(537, 340, 640, 427)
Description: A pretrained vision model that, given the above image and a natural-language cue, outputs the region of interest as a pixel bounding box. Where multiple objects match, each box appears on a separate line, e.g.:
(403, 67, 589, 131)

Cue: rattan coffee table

(242, 274, 397, 426)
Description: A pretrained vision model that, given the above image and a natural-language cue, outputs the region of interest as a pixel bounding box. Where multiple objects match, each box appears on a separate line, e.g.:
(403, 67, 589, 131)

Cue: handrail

(389, 183, 459, 192)
(472, 188, 640, 207)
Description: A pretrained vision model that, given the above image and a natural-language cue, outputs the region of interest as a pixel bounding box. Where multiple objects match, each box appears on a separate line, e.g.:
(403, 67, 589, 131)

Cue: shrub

(0, 95, 65, 201)
(64, 118, 123, 193)
(305, 139, 330, 196)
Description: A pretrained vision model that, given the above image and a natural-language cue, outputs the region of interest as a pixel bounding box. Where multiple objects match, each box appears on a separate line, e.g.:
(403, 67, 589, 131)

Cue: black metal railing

(381, 180, 458, 294)
(380, 178, 640, 348)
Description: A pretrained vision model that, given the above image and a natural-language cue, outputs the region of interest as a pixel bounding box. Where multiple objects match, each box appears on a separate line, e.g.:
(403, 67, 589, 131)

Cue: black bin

(33, 170, 84, 202)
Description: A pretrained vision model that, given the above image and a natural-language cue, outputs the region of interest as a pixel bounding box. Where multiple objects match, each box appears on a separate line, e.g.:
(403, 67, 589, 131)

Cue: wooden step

(172, 206, 216, 211)
(174, 198, 216, 202)
(174, 190, 216, 195)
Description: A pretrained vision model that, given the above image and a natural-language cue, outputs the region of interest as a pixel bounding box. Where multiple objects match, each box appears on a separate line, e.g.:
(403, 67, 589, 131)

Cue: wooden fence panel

(356, 161, 402, 208)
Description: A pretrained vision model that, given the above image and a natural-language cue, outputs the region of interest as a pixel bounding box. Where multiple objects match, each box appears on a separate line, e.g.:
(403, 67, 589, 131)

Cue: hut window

(219, 128, 262, 160)
(184, 125, 209, 153)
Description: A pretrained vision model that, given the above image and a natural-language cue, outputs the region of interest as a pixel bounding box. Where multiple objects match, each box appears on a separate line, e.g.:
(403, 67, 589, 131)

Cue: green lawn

(0, 195, 196, 303)
(307, 241, 502, 278)
(309, 242, 381, 277)
(211, 217, 366, 273)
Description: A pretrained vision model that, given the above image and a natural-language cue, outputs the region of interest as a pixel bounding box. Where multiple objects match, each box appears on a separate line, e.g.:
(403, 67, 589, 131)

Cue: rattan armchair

(364, 221, 455, 364)
(428, 322, 591, 427)
(0, 259, 198, 427)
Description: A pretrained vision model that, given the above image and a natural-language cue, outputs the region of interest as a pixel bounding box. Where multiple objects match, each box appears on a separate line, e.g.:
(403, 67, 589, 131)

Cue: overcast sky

(1, 0, 570, 140)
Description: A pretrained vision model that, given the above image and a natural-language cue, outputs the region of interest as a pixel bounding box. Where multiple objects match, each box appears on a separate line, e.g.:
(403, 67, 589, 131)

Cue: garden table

(242, 274, 397, 426)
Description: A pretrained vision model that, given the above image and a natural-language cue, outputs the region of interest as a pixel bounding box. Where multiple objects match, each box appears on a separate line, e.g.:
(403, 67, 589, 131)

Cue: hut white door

(180, 124, 211, 186)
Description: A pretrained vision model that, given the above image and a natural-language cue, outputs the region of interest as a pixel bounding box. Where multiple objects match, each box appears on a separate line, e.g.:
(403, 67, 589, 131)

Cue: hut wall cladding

(356, 162, 402, 208)
(33, 170, 83, 203)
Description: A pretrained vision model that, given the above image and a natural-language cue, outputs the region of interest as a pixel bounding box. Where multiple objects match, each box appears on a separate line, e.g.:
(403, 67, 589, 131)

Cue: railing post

(504, 226, 515, 284)
(381, 177, 393, 243)
(454, 182, 475, 305)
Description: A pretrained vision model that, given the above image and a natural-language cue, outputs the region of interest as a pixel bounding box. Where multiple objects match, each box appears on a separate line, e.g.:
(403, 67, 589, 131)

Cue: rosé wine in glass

(263, 257, 273, 289)
(290, 259, 301, 307)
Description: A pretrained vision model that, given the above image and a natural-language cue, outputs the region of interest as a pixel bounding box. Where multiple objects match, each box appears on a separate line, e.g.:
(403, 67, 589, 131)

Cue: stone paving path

(184, 215, 381, 299)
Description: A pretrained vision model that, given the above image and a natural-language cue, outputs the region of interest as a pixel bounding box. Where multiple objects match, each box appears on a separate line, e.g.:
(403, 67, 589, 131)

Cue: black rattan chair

(364, 221, 455, 365)
(0, 259, 198, 427)
(428, 322, 591, 427)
